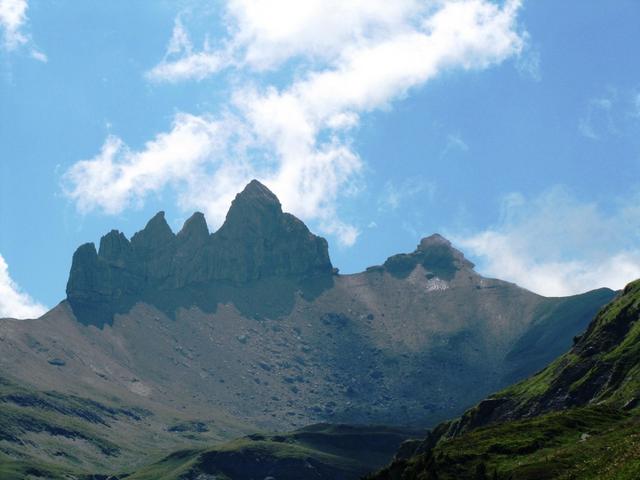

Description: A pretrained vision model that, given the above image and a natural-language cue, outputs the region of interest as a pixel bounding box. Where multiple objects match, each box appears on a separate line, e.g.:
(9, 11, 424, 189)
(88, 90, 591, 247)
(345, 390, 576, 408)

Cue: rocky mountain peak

(418, 233, 450, 249)
(417, 233, 475, 271)
(210, 180, 332, 283)
(236, 179, 280, 206)
(131, 211, 175, 251)
(98, 230, 131, 262)
(66, 181, 333, 326)
(218, 180, 283, 238)
(383, 234, 474, 280)
(177, 212, 209, 245)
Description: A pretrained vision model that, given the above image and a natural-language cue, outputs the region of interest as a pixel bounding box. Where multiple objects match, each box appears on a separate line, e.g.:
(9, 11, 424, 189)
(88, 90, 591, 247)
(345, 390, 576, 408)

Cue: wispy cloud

(454, 187, 640, 296)
(0, 0, 46, 61)
(578, 87, 640, 140)
(379, 177, 436, 212)
(515, 38, 541, 81)
(64, 0, 526, 246)
(439, 133, 469, 160)
(0, 253, 47, 319)
(578, 92, 616, 140)
(146, 17, 223, 82)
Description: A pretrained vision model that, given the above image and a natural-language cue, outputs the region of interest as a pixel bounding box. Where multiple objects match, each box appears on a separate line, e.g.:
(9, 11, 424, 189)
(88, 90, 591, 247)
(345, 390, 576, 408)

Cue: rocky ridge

(66, 180, 333, 326)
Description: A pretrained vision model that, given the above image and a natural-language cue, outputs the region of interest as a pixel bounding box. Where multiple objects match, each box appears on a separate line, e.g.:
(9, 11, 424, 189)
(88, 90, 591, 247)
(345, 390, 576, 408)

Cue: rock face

(66, 180, 332, 326)
(382, 234, 474, 280)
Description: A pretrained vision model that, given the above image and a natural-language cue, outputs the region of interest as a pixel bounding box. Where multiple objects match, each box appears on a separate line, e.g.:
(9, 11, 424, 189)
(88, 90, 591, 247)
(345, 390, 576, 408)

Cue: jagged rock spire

(178, 212, 209, 244)
(131, 211, 175, 251)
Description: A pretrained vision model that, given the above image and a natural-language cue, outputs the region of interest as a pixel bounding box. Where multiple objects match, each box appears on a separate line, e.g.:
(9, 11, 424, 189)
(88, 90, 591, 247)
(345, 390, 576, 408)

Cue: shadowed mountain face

(0, 180, 616, 476)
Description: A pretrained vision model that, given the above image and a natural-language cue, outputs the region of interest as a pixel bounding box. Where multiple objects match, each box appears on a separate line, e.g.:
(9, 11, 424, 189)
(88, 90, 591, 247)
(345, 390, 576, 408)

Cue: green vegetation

(127, 424, 425, 480)
(499, 354, 574, 400)
(506, 280, 640, 411)
(0, 377, 126, 477)
(371, 406, 639, 480)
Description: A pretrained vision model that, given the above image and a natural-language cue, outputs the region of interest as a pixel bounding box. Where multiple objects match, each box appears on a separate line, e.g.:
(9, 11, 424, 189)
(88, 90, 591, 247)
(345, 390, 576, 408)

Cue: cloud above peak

(0, 254, 47, 319)
(64, 0, 526, 247)
(454, 187, 640, 296)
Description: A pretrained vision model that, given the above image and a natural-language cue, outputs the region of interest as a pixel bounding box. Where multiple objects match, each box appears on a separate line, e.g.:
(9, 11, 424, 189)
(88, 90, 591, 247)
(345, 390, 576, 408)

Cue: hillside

(0, 181, 615, 475)
(369, 280, 640, 479)
(0, 373, 250, 478)
(126, 424, 426, 480)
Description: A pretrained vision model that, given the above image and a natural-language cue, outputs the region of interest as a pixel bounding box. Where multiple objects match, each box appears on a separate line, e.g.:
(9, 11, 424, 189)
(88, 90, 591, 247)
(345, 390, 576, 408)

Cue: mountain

(369, 279, 640, 480)
(66, 180, 332, 328)
(0, 180, 615, 476)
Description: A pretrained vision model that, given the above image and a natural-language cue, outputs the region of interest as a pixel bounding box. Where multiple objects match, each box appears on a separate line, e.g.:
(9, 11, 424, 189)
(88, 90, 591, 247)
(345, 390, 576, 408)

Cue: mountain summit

(381, 233, 474, 280)
(66, 180, 332, 326)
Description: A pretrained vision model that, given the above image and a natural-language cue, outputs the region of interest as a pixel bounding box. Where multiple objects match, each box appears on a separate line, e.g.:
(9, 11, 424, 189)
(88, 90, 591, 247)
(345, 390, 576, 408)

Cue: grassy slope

(502, 287, 615, 384)
(369, 280, 640, 480)
(127, 424, 427, 480)
(499, 280, 640, 408)
(374, 406, 640, 480)
(0, 373, 423, 480)
(0, 375, 243, 479)
(0, 375, 127, 478)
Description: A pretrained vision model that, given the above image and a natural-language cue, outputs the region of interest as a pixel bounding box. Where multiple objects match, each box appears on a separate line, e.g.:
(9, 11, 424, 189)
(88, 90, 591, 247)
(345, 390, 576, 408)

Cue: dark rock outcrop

(66, 180, 333, 326)
(383, 233, 474, 280)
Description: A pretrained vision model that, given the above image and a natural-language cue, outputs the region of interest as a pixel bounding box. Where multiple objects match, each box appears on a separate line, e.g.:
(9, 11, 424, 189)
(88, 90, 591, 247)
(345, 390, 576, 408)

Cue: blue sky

(1, 0, 640, 317)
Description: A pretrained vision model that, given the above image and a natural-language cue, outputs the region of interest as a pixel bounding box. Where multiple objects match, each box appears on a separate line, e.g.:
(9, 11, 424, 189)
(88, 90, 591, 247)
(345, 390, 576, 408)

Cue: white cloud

(146, 17, 223, 82)
(453, 187, 640, 296)
(63, 114, 230, 215)
(65, 0, 526, 246)
(0, 0, 46, 60)
(0, 0, 27, 50)
(0, 253, 47, 319)
(213, 0, 424, 72)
